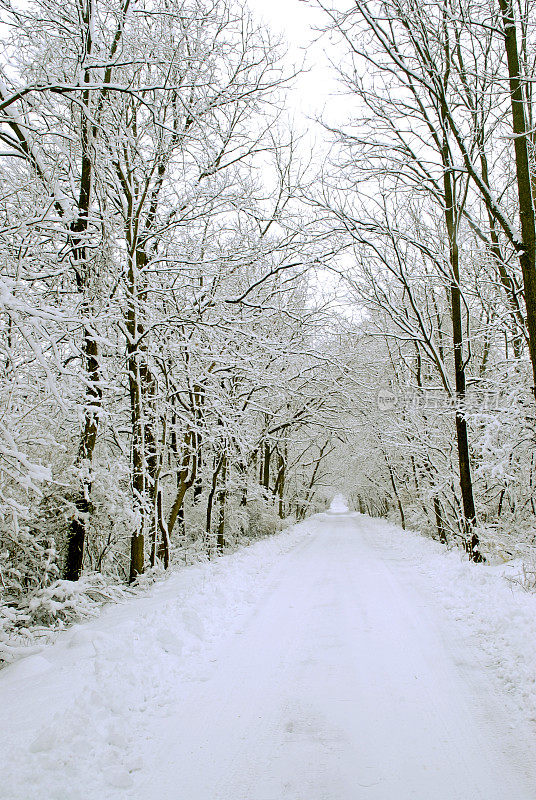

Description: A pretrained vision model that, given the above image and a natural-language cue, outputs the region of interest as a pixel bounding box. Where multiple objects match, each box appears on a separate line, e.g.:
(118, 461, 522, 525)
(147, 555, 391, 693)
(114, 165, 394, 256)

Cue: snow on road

(2, 506, 536, 799)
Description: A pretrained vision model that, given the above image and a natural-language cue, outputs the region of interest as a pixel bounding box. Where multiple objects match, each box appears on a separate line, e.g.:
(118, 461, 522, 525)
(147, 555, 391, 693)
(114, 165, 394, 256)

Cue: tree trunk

(63, 18, 102, 580)
(126, 250, 146, 582)
(63, 327, 101, 580)
(262, 441, 270, 492)
(192, 384, 204, 503)
(433, 495, 448, 544)
(274, 449, 286, 519)
(383, 449, 405, 530)
(238, 459, 248, 507)
(498, 0, 536, 391)
(206, 454, 224, 539)
(441, 118, 482, 562)
(129, 532, 144, 583)
(158, 429, 197, 566)
(216, 452, 227, 553)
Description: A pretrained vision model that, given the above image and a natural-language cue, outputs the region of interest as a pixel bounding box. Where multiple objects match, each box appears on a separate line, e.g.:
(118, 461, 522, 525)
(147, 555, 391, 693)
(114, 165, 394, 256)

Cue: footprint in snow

(156, 628, 184, 656)
(104, 766, 134, 789)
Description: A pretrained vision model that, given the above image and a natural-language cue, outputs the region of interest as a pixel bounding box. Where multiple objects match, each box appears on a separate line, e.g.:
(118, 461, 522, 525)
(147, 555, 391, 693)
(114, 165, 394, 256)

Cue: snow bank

(3, 512, 536, 798)
(361, 516, 536, 727)
(0, 573, 136, 665)
(0, 520, 315, 800)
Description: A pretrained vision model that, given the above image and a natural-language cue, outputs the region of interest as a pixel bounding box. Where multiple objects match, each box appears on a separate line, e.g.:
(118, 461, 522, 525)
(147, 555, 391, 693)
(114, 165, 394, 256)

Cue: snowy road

(3, 508, 536, 798)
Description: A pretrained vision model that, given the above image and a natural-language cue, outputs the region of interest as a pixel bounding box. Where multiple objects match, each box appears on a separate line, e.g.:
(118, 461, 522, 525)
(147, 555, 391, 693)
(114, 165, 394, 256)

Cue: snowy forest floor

(3, 508, 536, 799)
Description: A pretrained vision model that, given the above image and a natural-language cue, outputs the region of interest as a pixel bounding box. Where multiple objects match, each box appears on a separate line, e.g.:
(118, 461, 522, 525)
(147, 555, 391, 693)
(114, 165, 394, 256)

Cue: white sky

(245, 0, 342, 124)
(245, 0, 353, 304)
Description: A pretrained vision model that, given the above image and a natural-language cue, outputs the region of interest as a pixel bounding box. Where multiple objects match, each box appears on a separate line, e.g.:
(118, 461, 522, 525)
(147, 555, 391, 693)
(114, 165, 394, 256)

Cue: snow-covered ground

(2, 505, 536, 799)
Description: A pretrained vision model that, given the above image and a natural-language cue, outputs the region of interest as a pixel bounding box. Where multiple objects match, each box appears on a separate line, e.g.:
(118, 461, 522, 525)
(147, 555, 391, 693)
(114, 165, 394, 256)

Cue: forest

(2, 0, 536, 656)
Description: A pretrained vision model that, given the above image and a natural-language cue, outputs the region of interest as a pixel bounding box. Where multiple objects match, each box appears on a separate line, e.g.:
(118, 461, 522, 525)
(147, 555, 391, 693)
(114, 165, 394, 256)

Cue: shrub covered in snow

(0, 572, 134, 665)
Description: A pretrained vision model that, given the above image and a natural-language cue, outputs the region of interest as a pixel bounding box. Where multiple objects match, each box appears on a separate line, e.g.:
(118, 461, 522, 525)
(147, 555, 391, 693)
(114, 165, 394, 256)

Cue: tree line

(312, 0, 536, 565)
(3, 0, 536, 637)
(0, 0, 349, 624)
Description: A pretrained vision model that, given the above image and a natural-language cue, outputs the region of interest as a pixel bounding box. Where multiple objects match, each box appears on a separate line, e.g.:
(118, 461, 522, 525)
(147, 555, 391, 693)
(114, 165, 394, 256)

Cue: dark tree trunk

(262, 441, 270, 492)
(63, 12, 101, 580)
(498, 0, 536, 392)
(192, 384, 205, 503)
(239, 460, 248, 507)
(216, 452, 227, 553)
(129, 532, 144, 583)
(206, 454, 224, 540)
(64, 496, 89, 581)
(159, 430, 197, 566)
(126, 251, 146, 583)
(433, 495, 448, 544)
(441, 118, 482, 562)
(274, 449, 286, 519)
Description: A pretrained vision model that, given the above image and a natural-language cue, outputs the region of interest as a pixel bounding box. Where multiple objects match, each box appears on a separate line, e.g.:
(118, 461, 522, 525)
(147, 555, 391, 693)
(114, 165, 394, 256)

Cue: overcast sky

(245, 0, 342, 123)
